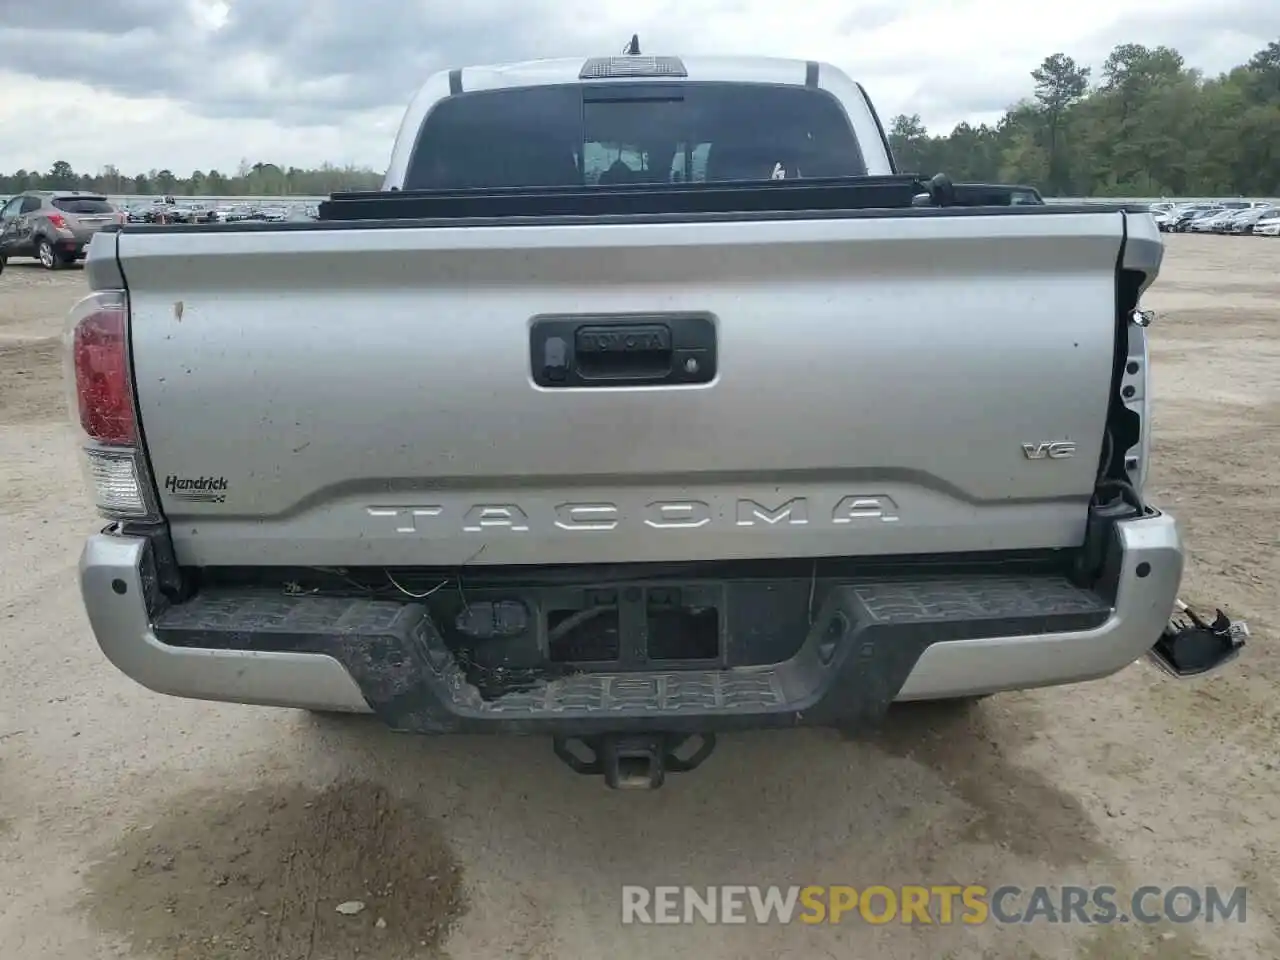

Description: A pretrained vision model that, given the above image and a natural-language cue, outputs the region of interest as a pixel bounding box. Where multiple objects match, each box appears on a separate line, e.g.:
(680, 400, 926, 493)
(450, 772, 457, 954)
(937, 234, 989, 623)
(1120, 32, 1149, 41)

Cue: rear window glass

(406, 82, 866, 190)
(53, 197, 115, 214)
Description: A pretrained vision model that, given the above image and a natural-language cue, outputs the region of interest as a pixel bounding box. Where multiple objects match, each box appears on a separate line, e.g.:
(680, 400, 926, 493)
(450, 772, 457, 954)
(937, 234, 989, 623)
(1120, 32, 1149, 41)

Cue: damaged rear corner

(1108, 210, 1161, 500)
(1105, 212, 1248, 680)
(1073, 213, 1160, 589)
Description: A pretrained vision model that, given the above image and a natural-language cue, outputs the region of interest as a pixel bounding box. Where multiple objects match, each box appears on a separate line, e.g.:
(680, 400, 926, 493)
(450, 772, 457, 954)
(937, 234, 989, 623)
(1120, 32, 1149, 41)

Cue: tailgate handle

(574, 324, 671, 379)
(530, 314, 716, 388)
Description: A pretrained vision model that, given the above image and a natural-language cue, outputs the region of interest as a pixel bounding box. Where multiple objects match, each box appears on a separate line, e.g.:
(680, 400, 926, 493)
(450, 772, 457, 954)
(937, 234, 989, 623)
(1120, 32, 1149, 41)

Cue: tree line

(0, 161, 382, 198)
(888, 40, 1280, 197)
(3, 39, 1278, 199)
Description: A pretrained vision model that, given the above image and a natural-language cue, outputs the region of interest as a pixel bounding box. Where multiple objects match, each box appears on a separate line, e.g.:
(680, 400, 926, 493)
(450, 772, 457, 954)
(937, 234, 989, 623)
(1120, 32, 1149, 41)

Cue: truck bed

(110, 198, 1153, 569)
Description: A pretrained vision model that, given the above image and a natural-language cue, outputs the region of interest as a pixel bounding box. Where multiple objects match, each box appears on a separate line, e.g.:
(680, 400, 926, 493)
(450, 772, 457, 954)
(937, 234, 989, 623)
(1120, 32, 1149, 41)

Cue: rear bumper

(80, 534, 370, 714)
(55, 234, 86, 256)
(80, 512, 1182, 731)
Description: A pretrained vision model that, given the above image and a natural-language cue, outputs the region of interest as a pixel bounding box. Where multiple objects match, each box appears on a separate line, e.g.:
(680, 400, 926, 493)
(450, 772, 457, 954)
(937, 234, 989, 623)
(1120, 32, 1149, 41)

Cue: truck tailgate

(121, 211, 1128, 567)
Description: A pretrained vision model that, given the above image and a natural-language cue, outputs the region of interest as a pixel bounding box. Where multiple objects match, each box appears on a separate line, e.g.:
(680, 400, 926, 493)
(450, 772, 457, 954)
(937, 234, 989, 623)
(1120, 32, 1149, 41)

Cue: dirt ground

(0, 234, 1276, 960)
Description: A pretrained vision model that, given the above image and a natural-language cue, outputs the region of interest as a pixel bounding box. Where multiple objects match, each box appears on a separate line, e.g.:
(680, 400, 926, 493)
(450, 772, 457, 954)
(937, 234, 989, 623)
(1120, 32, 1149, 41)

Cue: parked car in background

(1221, 208, 1258, 230)
(126, 201, 175, 224)
(183, 204, 210, 223)
(124, 204, 153, 224)
(1254, 212, 1280, 236)
(1158, 204, 1204, 232)
(124, 201, 215, 225)
(1172, 207, 1222, 232)
(1188, 210, 1228, 233)
(1227, 205, 1275, 234)
(1219, 211, 1246, 231)
(0, 191, 120, 269)
(157, 202, 192, 224)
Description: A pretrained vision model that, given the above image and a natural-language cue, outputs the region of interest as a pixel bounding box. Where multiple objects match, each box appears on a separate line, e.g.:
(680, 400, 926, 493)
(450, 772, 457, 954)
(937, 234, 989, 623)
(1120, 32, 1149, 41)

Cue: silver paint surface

(121, 210, 1136, 566)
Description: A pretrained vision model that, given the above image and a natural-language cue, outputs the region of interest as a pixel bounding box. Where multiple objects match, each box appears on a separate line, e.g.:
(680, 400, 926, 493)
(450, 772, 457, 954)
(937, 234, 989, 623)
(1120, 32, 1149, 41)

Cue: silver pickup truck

(69, 53, 1231, 788)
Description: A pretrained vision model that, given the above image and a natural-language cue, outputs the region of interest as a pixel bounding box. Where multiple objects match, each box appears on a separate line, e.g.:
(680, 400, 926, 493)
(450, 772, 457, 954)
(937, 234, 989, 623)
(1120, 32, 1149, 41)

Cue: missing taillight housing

(1122, 316, 1150, 492)
(1108, 270, 1149, 499)
(65, 290, 156, 519)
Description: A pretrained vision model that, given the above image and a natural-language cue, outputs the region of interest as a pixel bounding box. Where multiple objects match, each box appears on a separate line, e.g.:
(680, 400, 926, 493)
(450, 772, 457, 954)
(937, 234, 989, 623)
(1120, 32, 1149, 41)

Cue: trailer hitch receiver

(553, 733, 716, 789)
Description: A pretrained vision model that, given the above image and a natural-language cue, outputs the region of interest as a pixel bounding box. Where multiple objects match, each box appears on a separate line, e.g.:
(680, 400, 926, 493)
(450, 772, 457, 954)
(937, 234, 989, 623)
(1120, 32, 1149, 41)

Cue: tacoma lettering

(833, 496, 899, 523)
(644, 500, 712, 529)
(555, 503, 620, 530)
(462, 504, 530, 532)
(367, 495, 900, 533)
(736, 497, 809, 526)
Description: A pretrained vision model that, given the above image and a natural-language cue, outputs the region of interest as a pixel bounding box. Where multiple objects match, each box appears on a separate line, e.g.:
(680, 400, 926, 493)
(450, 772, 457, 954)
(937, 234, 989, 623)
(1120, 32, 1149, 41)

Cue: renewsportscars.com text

(621, 885, 1247, 926)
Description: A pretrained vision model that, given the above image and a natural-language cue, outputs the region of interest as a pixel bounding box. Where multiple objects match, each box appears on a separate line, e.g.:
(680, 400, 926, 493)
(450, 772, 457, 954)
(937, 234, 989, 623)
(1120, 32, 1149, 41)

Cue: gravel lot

(1, 235, 1276, 959)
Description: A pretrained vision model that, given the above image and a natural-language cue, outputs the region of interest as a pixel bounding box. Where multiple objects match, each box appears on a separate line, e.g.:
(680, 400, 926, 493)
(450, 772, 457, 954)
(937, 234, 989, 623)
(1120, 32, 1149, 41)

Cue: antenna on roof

(623, 34, 641, 55)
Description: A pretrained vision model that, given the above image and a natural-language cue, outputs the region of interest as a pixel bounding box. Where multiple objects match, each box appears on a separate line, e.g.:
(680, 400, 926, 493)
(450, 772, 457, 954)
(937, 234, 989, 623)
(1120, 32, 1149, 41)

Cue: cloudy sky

(0, 0, 1275, 176)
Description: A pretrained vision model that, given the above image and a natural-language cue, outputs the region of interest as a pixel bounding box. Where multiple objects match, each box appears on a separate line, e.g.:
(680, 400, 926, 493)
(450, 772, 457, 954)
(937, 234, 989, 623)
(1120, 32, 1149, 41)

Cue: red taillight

(65, 291, 154, 519)
(72, 302, 135, 445)
(47, 212, 69, 229)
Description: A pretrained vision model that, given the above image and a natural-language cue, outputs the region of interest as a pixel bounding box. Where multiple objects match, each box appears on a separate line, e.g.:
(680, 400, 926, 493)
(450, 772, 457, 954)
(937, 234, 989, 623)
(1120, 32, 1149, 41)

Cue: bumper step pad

(153, 574, 1110, 734)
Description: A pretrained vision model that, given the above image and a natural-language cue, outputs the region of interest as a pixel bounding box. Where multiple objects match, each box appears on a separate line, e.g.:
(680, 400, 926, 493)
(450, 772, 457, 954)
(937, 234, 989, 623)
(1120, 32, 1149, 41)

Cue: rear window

(405, 82, 866, 190)
(53, 197, 115, 214)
